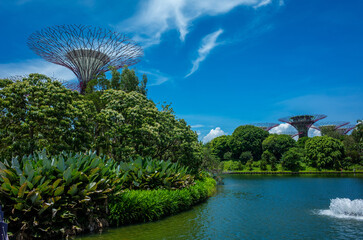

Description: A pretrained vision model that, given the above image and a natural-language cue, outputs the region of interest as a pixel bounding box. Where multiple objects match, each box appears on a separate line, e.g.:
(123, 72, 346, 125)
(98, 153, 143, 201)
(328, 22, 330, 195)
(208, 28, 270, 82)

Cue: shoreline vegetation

(223, 171, 363, 174)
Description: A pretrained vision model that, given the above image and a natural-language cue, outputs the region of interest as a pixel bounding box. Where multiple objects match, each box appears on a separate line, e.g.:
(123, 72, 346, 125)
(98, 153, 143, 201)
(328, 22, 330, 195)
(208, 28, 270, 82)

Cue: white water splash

(318, 198, 363, 220)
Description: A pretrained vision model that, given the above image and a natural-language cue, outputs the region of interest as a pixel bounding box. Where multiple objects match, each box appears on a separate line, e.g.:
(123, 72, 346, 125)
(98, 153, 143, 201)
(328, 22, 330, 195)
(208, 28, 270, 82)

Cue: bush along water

(0, 151, 214, 239)
(108, 177, 216, 226)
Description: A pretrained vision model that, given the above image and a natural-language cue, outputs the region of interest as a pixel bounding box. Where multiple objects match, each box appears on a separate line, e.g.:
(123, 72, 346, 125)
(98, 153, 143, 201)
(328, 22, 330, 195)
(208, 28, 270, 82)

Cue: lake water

(78, 174, 363, 240)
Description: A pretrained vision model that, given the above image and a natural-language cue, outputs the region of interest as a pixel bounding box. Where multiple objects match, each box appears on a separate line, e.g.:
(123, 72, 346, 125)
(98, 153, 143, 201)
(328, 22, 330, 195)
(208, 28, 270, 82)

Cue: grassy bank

(108, 177, 216, 226)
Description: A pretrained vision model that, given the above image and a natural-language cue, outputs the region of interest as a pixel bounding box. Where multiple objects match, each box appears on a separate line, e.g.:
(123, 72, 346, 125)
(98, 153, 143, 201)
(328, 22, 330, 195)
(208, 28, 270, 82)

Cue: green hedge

(108, 177, 216, 226)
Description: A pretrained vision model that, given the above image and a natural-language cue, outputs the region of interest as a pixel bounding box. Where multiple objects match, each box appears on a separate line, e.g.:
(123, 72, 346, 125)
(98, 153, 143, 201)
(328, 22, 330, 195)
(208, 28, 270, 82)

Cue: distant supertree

(253, 123, 279, 132)
(311, 121, 350, 134)
(337, 124, 357, 135)
(28, 24, 143, 94)
(279, 114, 327, 138)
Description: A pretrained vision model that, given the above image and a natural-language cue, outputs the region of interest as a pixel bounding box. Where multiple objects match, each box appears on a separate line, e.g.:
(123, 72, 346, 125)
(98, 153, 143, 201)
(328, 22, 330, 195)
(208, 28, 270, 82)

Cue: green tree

(320, 125, 342, 139)
(209, 135, 231, 160)
(305, 136, 344, 170)
(281, 147, 304, 172)
(297, 136, 309, 148)
(262, 134, 296, 161)
(0, 74, 96, 160)
(229, 125, 269, 160)
(239, 151, 253, 164)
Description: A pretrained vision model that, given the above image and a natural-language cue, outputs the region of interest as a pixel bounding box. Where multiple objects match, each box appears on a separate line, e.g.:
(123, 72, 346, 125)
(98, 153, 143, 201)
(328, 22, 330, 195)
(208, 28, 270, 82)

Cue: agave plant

(0, 150, 121, 239)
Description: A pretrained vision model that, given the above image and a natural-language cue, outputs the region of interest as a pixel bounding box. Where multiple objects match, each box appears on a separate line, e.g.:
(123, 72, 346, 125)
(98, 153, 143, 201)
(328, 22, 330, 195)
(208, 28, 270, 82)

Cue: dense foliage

(0, 151, 119, 239)
(108, 177, 216, 226)
(281, 147, 304, 172)
(0, 74, 202, 171)
(305, 136, 344, 170)
(0, 74, 96, 160)
(209, 135, 231, 160)
(0, 151, 197, 239)
(262, 134, 296, 160)
(229, 125, 269, 160)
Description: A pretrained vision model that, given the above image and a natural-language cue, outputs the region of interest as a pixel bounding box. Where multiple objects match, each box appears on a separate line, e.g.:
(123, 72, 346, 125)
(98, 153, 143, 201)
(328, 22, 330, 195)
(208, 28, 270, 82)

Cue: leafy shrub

(281, 147, 304, 172)
(239, 151, 253, 164)
(261, 150, 274, 164)
(108, 178, 216, 226)
(223, 152, 233, 160)
(117, 157, 194, 190)
(209, 135, 231, 160)
(0, 151, 197, 239)
(246, 160, 253, 171)
(297, 136, 309, 148)
(0, 151, 120, 239)
(260, 160, 267, 171)
(262, 134, 296, 160)
(305, 136, 344, 170)
(222, 160, 243, 171)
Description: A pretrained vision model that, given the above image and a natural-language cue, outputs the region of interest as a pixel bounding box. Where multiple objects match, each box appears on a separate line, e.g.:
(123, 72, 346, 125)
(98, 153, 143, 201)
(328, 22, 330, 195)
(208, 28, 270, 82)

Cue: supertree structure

(253, 123, 279, 132)
(27, 24, 143, 94)
(278, 131, 301, 138)
(337, 124, 357, 135)
(311, 121, 350, 133)
(279, 114, 327, 138)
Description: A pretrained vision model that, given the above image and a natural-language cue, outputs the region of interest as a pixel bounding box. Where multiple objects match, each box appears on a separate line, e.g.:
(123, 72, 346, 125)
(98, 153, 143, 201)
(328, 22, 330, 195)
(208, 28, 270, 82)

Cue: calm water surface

(79, 174, 363, 240)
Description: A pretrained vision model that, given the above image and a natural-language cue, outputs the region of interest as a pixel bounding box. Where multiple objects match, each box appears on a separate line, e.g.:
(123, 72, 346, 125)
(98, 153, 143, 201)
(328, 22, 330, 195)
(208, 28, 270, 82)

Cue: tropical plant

(0, 151, 120, 239)
(305, 136, 344, 170)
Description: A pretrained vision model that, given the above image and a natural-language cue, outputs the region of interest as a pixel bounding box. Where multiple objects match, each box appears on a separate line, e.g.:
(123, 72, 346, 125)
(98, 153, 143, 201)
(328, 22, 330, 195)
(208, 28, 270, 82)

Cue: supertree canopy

(253, 123, 279, 132)
(312, 121, 350, 132)
(337, 124, 356, 135)
(27, 24, 143, 94)
(279, 114, 327, 138)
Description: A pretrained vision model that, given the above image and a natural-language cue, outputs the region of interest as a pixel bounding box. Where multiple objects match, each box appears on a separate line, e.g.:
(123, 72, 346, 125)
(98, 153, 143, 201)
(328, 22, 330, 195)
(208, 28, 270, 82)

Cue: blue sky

(0, 0, 362, 142)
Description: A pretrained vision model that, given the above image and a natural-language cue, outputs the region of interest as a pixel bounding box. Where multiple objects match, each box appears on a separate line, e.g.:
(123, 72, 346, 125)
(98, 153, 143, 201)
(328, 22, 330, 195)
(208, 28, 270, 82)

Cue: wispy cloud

(0, 59, 75, 81)
(118, 0, 273, 47)
(140, 69, 170, 86)
(185, 29, 223, 77)
(191, 124, 205, 128)
(202, 127, 226, 143)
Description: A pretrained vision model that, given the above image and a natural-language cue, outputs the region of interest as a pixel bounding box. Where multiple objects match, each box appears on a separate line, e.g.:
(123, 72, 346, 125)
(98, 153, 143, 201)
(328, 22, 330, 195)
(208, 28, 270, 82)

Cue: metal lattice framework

(337, 124, 357, 135)
(279, 114, 327, 138)
(311, 121, 350, 132)
(27, 24, 143, 94)
(253, 123, 279, 132)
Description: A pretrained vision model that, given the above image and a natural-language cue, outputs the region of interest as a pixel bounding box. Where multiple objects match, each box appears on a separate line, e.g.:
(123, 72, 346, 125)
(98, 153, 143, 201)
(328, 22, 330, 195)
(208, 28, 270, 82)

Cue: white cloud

(202, 127, 226, 143)
(185, 29, 223, 77)
(191, 124, 205, 128)
(119, 0, 273, 47)
(269, 123, 322, 138)
(269, 123, 296, 134)
(140, 69, 170, 86)
(0, 59, 76, 81)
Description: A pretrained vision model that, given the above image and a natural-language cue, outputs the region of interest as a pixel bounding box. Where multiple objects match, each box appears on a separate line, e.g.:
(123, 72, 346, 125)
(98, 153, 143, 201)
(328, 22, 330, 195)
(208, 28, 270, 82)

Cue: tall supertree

(27, 24, 143, 94)
(253, 123, 279, 132)
(337, 124, 356, 135)
(311, 121, 350, 134)
(279, 114, 327, 138)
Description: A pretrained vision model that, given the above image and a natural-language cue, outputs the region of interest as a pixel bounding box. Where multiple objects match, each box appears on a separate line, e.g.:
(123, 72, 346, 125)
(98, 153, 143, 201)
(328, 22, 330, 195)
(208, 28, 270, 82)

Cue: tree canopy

(229, 125, 269, 160)
(305, 136, 344, 170)
(262, 134, 296, 160)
